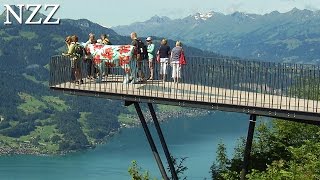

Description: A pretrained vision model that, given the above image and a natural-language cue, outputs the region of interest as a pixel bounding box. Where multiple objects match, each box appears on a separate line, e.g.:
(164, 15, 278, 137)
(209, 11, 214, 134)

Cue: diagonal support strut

(132, 102, 169, 180)
(148, 103, 178, 180)
(240, 114, 257, 180)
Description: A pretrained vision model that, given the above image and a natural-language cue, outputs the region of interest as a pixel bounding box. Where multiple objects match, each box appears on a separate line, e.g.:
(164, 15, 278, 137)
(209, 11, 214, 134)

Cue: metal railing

(49, 55, 320, 114)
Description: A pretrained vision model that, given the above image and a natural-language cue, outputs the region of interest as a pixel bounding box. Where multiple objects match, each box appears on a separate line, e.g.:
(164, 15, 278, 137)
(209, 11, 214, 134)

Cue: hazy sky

(1, 0, 320, 27)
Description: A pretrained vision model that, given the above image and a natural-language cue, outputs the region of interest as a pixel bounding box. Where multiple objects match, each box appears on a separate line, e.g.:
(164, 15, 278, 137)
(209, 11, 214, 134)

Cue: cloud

(304, 4, 320, 11)
(157, 8, 189, 18)
(226, 2, 244, 14)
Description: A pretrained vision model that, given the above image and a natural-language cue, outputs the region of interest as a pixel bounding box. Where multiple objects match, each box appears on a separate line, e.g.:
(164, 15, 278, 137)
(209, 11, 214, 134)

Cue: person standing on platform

(170, 41, 183, 83)
(101, 34, 112, 45)
(84, 33, 97, 79)
(146, 37, 155, 80)
(62, 35, 83, 84)
(130, 32, 145, 82)
(158, 38, 170, 82)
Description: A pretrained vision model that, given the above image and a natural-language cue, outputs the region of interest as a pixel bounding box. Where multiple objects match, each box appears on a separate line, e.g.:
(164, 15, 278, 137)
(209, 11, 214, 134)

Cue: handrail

(49, 55, 320, 115)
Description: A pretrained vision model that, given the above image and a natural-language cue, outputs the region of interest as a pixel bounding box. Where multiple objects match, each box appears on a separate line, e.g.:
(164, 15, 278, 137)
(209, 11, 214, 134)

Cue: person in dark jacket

(157, 38, 170, 81)
(84, 33, 97, 79)
(131, 32, 145, 81)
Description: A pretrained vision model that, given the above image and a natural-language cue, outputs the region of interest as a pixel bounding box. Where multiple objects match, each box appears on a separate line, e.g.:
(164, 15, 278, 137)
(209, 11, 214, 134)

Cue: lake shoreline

(120, 108, 211, 128)
(0, 109, 210, 156)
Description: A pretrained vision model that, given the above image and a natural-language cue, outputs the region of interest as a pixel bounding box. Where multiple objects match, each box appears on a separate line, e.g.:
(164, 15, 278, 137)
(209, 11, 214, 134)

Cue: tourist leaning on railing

(62, 35, 82, 84)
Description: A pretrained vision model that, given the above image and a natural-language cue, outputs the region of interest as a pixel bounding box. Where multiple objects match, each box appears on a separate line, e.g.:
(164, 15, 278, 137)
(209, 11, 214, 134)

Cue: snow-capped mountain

(194, 12, 214, 20)
(113, 8, 320, 63)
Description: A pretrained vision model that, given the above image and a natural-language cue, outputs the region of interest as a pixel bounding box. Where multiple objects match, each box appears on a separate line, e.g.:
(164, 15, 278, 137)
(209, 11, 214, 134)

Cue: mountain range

(113, 8, 320, 64)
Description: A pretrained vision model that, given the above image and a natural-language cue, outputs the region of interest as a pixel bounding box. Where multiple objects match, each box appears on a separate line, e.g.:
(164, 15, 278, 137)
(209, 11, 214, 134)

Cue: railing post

(132, 102, 169, 180)
(148, 103, 178, 180)
(240, 114, 257, 180)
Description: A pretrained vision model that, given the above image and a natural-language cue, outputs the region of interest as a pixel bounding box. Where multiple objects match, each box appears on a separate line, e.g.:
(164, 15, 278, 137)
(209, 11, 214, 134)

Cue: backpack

(135, 39, 148, 60)
(74, 43, 86, 58)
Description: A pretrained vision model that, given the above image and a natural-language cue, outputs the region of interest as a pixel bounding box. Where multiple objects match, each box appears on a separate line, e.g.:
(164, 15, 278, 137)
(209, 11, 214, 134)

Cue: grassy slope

(17, 93, 48, 115)
(0, 93, 71, 154)
(78, 112, 96, 144)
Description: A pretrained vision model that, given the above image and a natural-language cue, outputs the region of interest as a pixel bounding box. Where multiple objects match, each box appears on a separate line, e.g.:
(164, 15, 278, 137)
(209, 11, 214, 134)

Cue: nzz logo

(4, 4, 60, 25)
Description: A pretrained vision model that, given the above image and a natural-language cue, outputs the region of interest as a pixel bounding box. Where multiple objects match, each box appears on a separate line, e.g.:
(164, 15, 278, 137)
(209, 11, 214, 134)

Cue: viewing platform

(50, 55, 320, 122)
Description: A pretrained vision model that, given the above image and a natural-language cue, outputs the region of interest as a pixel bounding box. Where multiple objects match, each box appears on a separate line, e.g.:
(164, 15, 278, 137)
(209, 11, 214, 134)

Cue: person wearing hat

(146, 37, 155, 80)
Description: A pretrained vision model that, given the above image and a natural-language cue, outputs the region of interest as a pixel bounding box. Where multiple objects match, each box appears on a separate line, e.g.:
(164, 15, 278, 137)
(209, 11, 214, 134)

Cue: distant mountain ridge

(113, 8, 320, 63)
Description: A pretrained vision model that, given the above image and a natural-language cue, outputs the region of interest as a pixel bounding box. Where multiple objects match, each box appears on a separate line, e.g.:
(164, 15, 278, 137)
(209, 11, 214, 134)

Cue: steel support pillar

(240, 114, 257, 180)
(148, 103, 178, 180)
(133, 102, 169, 180)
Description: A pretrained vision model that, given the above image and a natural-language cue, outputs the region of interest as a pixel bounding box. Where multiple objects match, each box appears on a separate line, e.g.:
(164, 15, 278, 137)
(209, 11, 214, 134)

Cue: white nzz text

(3, 4, 60, 25)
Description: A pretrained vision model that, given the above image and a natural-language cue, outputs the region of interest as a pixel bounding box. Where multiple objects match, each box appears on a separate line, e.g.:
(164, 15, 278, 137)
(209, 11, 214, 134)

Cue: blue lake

(0, 111, 253, 180)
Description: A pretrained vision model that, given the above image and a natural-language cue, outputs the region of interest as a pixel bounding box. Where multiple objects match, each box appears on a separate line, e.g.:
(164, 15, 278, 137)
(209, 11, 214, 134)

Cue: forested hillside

(0, 9, 215, 154)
